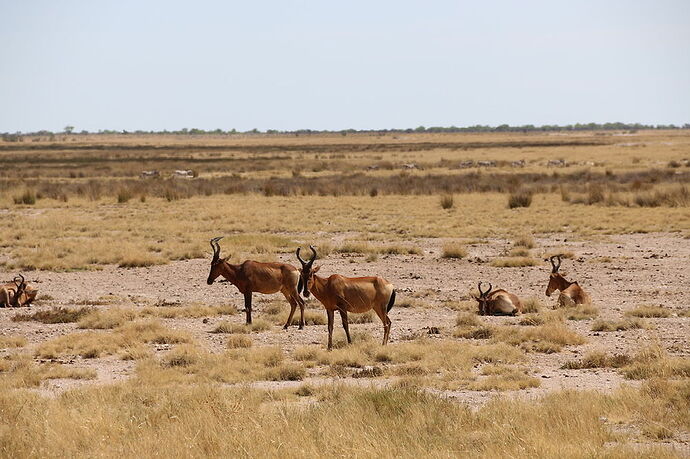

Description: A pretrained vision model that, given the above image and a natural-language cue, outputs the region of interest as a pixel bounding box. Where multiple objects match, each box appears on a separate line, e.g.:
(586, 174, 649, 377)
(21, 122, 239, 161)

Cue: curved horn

(296, 247, 306, 265)
(550, 255, 562, 273)
(13, 274, 25, 288)
(486, 282, 493, 296)
(478, 282, 487, 297)
(210, 236, 223, 261)
(308, 245, 317, 263)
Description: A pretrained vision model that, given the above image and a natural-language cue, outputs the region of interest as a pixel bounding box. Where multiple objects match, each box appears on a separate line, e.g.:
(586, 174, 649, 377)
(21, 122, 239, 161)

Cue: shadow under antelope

(206, 237, 306, 328)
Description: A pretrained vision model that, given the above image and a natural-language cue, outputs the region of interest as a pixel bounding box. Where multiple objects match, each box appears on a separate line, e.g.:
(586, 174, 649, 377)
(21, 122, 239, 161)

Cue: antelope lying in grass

(545, 255, 591, 307)
(206, 237, 306, 328)
(297, 246, 396, 350)
(0, 274, 38, 308)
(473, 282, 523, 316)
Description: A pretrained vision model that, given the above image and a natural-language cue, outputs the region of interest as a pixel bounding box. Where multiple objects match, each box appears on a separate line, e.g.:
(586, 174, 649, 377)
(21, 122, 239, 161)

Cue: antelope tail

(386, 290, 396, 313)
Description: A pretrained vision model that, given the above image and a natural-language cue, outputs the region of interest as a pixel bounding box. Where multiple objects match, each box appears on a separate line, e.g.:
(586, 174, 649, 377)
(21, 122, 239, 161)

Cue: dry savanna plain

(0, 130, 689, 457)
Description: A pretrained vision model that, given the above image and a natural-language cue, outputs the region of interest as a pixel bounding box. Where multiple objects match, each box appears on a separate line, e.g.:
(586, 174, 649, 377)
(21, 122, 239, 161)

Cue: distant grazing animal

(140, 170, 160, 179)
(545, 255, 591, 307)
(473, 282, 522, 316)
(0, 274, 38, 308)
(172, 170, 194, 178)
(206, 237, 305, 328)
(298, 246, 396, 350)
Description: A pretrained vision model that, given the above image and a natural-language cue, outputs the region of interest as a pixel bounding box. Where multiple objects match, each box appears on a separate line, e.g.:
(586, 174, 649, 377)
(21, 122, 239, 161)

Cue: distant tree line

(2, 122, 689, 140)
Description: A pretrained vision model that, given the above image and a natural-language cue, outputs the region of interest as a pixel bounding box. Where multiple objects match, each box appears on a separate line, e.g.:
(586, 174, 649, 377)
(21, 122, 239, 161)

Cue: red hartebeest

(206, 237, 305, 328)
(0, 274, 38, 308)
(298, 247, 396, 350)
(545, 255, 591, 307)
(473, 282, 523, 316)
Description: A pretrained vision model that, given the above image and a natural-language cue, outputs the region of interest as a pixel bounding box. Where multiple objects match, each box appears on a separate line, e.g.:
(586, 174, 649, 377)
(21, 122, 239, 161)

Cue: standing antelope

(545, 255, 591, 307)
(0, 274, 37, 308)
(206, 237, 305, 328)
(473, 282, 523, 316)
(297, 246, 396, 350)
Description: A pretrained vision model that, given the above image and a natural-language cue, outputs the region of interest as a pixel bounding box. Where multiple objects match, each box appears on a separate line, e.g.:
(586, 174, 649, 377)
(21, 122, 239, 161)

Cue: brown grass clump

(625, 305, 671, 318)
(507, 190, 533, 208)
(620, 345, 690, 380)
(565, 303, 599, 320)
(513, 234, 535, 249)
(591, 318, 645, 332)
(456, 312, 480, 327)
(521, 297, 543, 313)
(211, 319, 272, 334)
(561, 351, 633, 370)
(490, 257, 538, 267)
(226, 335, 253, 349)
(78, 308, 138, 329)
(441, 242, 468, 259)
(12, 307, 92, 324)
(439, 194, 454, 209)
(35, 320, 191, 359)
(0, 335, 27, 348)
(493, 322, 585, 353)
(509, 247, 530, 257)
(0, 354, 96, 388)
(469, 365, 540, 391)
(349, 310, 376, 324)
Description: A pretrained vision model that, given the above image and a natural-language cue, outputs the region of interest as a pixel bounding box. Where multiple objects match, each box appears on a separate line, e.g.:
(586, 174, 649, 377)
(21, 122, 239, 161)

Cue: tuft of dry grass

(35, 320, 192, 359)
(625, 305, 671, 318)
(441, 242, 468, 259)
(0, 335, 27, 349)
(507, 190, 532, 208)
(0, 353, 96, 388)
(492, 321, 586, 353)
(521, 297, 543, 313)
(564, 303, 600, 320)
(226, 335, 253, 349)
(439, 194, 454, 209)
(211, 319, 272, 334)
(513, 234, 535, 249)
(561, 351, 633, 370)
(490, 257, 538, 267)
(12, 307, 92, 324)
(620, 344, 690, 380)
(591, 318, 645, 332)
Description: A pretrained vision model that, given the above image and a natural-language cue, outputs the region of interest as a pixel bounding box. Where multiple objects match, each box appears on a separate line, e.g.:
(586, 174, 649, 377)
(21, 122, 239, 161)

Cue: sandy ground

(1, 232, 689, 404)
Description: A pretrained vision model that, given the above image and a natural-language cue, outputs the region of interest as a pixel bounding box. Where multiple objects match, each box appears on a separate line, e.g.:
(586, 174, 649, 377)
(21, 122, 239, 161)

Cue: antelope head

(474, 281, 492, 316)
(207, 236, 227, 285)
(296, 245, 317, 297)
(545, 255, 565, 296)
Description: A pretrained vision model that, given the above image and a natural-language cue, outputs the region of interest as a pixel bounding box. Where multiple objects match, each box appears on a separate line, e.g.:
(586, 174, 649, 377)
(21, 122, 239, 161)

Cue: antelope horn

(478, 282, 487, 297)
(549, 255, 560, 273)
(210, 236, 223, 260)
(296, 247, 307, 265)
(13, 274, 25, 288)
(308, 245, 317, 263)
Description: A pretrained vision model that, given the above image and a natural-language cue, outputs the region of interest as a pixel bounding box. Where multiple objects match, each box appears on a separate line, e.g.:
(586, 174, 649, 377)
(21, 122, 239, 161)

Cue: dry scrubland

(1, 130, 690, 457)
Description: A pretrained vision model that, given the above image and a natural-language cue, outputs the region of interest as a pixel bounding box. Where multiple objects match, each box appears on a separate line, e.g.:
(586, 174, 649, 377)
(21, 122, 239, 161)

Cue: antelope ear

(222, 256, 231, 262)
(312, 265, 321, 274)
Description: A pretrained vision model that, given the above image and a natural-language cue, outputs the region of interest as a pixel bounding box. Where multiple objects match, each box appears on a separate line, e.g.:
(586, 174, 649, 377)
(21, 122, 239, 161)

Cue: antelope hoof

(283, 324, 289, 330)
(298, 324, 304, 330)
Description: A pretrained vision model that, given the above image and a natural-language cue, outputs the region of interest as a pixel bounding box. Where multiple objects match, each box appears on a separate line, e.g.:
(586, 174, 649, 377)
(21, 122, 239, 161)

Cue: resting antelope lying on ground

(206, 237, 305, 328)
(298, 246, 396, 350)
(0, 274, 38, 308)
(473, 282, 523, 316)
(545, 255, 591, 307)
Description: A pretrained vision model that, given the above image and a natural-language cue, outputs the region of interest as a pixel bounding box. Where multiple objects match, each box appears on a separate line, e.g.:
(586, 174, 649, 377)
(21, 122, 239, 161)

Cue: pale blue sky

(1, 0, 689, 132)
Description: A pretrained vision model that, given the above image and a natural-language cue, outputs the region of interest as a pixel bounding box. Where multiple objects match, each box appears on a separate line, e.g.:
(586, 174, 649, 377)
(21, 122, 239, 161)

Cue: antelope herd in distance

(0, 238, 592, 350)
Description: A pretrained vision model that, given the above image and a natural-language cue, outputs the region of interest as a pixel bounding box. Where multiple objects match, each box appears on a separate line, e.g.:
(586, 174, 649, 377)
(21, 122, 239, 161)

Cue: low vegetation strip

(0, 379, 687, 457)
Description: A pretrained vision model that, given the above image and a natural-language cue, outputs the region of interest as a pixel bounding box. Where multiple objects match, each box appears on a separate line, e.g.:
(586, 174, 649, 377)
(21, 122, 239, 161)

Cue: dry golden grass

(513, 233, 535, 249)
(441, 242, 468, 259)
(0, 353, 96, 388)
(0, 335, 27, 349)
(564, 303, 600, 320)
(0, 374, 687, 456)
(620, 344, 690, 380)
(490, 256, 538, 267)
(211, 318, 272, 334)
(625, 305, 672, 318)
(35, 320, 192, 359)
(12, 306, 92, 324)
(1, 188, 688, 271)
(592, 318, 646, 332)
(562, 351, 633, 369)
